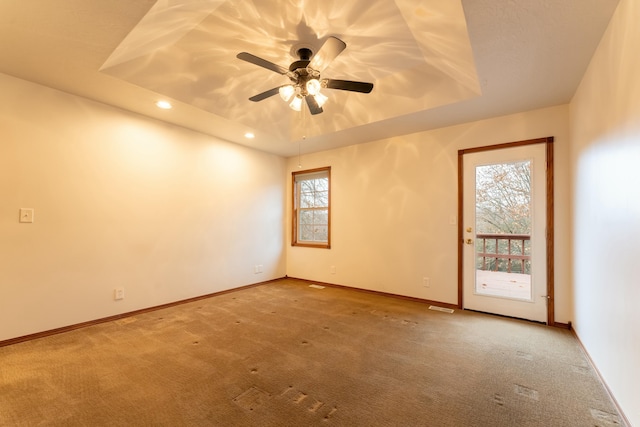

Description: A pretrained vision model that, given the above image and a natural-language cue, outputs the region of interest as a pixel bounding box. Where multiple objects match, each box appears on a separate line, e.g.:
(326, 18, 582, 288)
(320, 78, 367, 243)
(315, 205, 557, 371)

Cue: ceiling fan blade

(249, 86, 281, 102)
(309, 36, 347, 71)
(324, 79, 374, 93)
(237, 52, 288, 75)
(305, 95, 323, 115)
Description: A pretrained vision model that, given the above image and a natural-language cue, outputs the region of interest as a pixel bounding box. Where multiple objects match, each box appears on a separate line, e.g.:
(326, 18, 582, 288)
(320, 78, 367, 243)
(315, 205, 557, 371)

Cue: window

(292, 167, 331, 248)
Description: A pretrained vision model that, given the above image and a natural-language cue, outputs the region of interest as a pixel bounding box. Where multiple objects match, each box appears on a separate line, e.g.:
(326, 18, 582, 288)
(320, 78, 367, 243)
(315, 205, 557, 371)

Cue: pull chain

(298, 103, 306, 168)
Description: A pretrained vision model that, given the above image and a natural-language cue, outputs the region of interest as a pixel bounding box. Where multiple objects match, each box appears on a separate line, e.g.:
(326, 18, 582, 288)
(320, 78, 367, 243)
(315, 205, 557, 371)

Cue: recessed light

(155, 100, 172, 110)
(244, 132, 255, 139)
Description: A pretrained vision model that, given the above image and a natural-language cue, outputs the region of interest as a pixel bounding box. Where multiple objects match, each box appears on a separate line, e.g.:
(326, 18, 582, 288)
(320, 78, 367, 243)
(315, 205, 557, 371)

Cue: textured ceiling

(0, 0, 620, 157)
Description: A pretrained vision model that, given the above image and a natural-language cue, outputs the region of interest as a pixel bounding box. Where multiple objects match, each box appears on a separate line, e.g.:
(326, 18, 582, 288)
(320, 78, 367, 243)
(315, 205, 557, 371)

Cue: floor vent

(309, 284, 325, 289)
(429, 306, 454, 314)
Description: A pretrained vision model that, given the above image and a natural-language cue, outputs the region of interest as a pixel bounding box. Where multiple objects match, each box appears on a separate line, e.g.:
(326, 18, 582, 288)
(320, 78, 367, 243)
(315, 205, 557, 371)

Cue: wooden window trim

(292, 166, 331, 249)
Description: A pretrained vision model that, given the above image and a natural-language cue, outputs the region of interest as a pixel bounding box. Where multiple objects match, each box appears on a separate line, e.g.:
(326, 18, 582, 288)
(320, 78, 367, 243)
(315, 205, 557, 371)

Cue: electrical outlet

(258, 264, 263, 273)
(330, 265, 336, 274)
(423, 277, 430, 288)
(114, 288, 125, 300)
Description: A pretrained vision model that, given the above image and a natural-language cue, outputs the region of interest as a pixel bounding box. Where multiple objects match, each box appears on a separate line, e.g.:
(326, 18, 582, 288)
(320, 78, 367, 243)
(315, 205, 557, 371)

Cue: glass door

(462, 144, 547, 322)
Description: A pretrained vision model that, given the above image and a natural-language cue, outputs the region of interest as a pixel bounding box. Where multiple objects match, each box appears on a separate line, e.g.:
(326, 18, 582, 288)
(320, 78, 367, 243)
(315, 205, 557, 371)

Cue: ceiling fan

(236, 37, 374, 115)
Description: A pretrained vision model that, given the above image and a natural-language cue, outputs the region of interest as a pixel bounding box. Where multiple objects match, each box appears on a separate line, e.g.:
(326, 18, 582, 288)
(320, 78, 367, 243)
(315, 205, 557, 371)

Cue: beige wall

(0, 73, 287, 342)
(570, 0, 640, 424)
(286, 104, 572, 323)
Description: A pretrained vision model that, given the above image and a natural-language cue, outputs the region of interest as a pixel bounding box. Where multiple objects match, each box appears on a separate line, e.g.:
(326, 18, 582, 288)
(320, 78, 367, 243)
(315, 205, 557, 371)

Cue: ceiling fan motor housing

(289, 60, 311, 73)
(289, 47, 314, 72)
(297, 47, 313, 60)
(288, 48, 322, 96)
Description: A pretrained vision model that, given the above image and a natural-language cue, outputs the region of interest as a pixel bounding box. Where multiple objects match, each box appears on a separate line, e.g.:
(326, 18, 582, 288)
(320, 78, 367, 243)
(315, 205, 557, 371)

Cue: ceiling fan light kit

(237, 36, 374, 115)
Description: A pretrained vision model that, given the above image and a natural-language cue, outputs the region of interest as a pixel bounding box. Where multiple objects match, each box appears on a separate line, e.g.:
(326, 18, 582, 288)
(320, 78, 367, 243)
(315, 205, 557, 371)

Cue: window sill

(291, 242, 331, 249)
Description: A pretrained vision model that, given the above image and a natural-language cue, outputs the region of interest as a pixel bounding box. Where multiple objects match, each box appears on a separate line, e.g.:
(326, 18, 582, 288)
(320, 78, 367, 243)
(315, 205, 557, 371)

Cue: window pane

(475, 161, 531, 235)
(314, 210, 328, 225)
(300, 192, 314, 208)
(314, 178, 328, 192)
(299, 210, 314, 225)
(300, 225, 315, 241)
(315, 191, 328, 207)
(300, 180, 315, 193)
(314, 226, 328, 241)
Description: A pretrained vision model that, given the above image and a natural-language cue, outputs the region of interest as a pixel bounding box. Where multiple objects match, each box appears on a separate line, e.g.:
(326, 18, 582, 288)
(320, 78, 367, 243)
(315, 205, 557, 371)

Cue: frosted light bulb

(306, 78, 321, 96)
(279, 85, 295, 102)
(314, 92, 328, 107)
(290, 95, 303, 111)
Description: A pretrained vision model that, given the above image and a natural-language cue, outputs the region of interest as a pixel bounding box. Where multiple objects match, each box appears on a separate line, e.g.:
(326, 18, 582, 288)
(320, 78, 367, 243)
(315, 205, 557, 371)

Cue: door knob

(466, 227, 472, 233)
(465, 239, 473, 245)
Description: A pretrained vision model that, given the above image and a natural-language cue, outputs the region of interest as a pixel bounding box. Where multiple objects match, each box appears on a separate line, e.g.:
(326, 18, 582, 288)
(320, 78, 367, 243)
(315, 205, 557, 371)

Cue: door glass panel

(474, 161, 532, 301)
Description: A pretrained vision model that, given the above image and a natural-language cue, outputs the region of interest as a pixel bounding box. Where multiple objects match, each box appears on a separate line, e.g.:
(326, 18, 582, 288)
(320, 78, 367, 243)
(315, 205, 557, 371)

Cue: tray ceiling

(0, 0, 620, 156)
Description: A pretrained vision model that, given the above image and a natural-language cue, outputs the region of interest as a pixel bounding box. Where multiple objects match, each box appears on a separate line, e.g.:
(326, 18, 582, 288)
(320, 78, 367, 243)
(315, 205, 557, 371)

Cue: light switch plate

(19, 208, 34, 223)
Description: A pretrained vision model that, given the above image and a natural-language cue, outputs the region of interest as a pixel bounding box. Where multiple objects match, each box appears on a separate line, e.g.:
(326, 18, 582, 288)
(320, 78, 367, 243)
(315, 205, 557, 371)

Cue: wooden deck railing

(476, 233, 530, 274)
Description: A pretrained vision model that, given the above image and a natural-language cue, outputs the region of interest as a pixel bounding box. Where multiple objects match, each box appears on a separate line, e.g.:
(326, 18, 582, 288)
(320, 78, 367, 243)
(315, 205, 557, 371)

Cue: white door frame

(457, 137, 555, 325)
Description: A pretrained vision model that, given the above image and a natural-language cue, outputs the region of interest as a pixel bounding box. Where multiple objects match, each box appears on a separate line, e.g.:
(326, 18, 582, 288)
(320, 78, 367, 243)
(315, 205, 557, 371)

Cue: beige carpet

(0, 278, 624, 426)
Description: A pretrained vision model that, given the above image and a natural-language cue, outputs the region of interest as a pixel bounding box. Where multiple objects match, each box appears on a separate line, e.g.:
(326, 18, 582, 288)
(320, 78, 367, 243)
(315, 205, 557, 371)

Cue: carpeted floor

(0, 278, 624, 426)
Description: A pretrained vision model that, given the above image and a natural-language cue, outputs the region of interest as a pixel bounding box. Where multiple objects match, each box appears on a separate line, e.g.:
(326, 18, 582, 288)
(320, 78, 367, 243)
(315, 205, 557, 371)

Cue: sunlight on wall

(569, 1, 640, 423)
(0, 73, 286, 342)
(573, 137, 640, 427)
(577, 140, 640, 221)
(205, 143, 250, 176)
